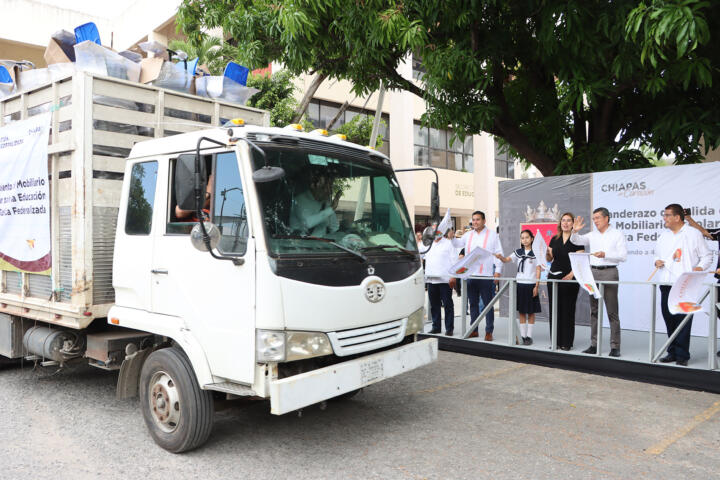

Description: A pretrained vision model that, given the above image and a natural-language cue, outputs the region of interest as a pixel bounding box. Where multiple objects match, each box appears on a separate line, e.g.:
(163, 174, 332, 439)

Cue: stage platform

(420, 311, 720, 394)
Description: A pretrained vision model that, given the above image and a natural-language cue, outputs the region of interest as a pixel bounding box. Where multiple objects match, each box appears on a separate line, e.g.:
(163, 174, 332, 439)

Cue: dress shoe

(676, 359, 688, 366)
(525, 337, 533, 346)
(582, 346, 597, 354)
(428, 328, 441, 334)
(445, 330, 454, 336)
(484, 332, 493, 341)
(521, 336, 529, 345)
(559, 346, 571, 351)
(468, 330, 479, 338)
(609, 349, 621, 358)
(659, 354, 676, 363)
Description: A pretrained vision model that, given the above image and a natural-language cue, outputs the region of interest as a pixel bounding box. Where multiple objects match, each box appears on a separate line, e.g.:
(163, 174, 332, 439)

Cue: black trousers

(428, 283, 454, 332)
(547, 273, 580, 349)
(660, 285, 693, 361)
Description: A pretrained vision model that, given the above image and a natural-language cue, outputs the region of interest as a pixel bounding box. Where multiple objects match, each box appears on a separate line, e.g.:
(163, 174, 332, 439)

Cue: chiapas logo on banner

(0, 114, 52, 274)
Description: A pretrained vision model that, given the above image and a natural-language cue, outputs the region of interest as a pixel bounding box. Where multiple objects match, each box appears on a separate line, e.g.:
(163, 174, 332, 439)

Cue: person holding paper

(654, 204, 713, 366)
(571, 208, 627, 357)
(424, 231, 458, 336)
(546, 213, 584, 350)
(452, 211, 503, 340)
(496, 229, 541, 345)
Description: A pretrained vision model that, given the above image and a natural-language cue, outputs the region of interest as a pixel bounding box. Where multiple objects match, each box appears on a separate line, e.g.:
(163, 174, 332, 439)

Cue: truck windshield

(252, 145, 416, 256)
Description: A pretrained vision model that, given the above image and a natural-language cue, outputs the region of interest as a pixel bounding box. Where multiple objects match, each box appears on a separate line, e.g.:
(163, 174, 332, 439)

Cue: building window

(412, 54, 426, 81)
(494, 140, 515, 178)
(306, 99, 390, 156)
(414, 123, 473, 172)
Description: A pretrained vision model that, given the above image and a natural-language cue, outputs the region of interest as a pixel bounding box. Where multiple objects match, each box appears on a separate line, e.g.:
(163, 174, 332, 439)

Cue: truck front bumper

(269, 338, 438, 415)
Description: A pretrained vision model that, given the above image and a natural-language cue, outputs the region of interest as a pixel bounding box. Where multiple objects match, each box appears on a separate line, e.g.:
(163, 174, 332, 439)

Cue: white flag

(569, 252, 601, 299)
(434, 208, 452, 238)
(448, 245, 492, 279)
(532, 229, 548, 271)
(668, 271, 712, 315)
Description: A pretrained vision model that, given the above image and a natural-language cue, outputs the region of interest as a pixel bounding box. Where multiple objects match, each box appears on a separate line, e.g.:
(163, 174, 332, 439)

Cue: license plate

(360, 357, 385, 385)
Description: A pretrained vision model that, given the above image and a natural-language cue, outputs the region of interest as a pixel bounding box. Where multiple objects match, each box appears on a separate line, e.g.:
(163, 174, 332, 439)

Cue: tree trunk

(326, 101, 349, 130)
(493, 119, 557, 176)
(291, 73, 327, 124)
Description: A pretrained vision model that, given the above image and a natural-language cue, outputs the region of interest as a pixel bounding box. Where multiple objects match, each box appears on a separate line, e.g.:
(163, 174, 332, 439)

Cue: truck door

(151, 151, 255, 384)
(113, 160, 159, 311)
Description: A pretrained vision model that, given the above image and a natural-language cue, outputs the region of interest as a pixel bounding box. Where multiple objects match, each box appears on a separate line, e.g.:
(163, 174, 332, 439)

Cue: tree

(168, 35, 225, 75)
(177, 1, 720, 176)
(246, 69, 303, 127)
(335, 114, 385, 149)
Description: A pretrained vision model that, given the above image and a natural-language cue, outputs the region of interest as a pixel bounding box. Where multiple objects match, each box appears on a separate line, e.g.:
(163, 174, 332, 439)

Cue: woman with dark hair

(546, 213, 584, 350)
(496, 229, 542, 345)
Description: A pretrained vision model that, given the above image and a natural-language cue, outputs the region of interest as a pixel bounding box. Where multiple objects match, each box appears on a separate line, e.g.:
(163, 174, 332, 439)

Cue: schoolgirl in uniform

(496, 229, 542, 345)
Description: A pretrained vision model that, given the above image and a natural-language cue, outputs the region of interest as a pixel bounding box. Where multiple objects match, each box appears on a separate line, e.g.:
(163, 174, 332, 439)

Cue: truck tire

(139, 347, 214, 453)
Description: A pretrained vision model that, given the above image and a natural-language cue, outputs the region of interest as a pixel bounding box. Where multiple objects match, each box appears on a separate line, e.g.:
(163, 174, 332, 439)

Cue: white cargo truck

(0, 71, 438, 452)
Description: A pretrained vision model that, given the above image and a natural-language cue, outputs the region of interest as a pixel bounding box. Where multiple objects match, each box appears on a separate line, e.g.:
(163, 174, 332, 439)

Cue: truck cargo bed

(0, 71, 269, 328)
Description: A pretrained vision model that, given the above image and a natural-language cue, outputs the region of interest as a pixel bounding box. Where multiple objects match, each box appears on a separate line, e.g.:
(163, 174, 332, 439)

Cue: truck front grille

(327, 319, 407, 357)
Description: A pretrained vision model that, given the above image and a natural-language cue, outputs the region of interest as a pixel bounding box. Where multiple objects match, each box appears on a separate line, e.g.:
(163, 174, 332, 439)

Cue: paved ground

(1, 351, 719, 480)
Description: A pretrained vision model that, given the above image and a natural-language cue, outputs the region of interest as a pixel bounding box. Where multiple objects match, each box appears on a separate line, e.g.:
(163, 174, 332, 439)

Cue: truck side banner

(0, 114, 51, 274)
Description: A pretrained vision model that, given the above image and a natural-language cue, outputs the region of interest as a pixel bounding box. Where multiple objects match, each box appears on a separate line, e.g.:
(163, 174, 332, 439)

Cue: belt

(591, 265, 617, 270)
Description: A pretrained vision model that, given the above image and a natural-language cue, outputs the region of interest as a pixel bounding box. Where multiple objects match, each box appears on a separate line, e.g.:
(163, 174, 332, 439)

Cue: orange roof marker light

(332, 133, 347, 141)
(285, 123, 304, 131)
(230, 118, 245, 126)
(310, 129, 329, 136)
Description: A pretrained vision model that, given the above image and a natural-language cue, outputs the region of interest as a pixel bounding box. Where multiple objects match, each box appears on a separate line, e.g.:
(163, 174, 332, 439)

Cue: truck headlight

(256, 330, 333, 363)
(406, 307, 424, 335)
(286, 331, 333, 362)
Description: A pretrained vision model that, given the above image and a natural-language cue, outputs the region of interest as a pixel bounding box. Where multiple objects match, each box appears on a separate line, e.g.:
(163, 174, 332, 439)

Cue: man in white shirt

(289, 174, 339, 236)
(451, 211, 503, 340)
(424, 232, 458, 335)
(571, 207, 628, 357)
(654, 204, 713, 366)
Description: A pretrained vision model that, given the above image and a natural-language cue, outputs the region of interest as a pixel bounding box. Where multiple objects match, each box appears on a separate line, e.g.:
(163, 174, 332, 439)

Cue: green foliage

(177, 0, 720, 176)
(246, 69, 300, 127)
(335, 115, 385, 148)
(168, 36, 225, 75)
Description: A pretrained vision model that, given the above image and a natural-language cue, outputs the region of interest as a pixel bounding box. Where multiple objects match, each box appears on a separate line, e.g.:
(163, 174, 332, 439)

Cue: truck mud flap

(116, 347, 152, 399)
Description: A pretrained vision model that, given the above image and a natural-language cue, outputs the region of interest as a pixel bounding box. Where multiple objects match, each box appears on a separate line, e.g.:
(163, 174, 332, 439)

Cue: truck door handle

(151, 269, 168, 275)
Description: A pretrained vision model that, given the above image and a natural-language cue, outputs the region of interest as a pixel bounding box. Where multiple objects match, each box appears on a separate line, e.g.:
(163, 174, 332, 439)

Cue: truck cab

(108, 122, 437, 451)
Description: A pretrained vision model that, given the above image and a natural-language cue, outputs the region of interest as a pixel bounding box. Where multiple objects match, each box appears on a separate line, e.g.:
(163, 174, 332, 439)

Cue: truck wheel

(139, 348, 214, 453)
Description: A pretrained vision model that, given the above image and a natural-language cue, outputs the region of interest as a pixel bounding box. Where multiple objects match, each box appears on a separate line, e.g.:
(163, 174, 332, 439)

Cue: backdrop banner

(500, 163, 720, 337)
(499, 174, 592, 323)
(0, 114, 51, 274)
(592, 162, 720, 336)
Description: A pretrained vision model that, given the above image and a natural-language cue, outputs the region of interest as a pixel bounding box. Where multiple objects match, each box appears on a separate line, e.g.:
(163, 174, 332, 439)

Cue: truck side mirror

(430, 181, 439, 224)
(174, 153, 207, 211)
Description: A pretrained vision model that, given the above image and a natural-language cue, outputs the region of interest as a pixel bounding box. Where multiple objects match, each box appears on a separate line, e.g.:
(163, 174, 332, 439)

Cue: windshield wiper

(361, 244, 418, 259)
(274, 235, 367, 262)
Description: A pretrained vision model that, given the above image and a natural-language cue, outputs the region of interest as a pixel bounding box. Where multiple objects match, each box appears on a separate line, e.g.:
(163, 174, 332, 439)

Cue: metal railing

(453, 276, 719, 370)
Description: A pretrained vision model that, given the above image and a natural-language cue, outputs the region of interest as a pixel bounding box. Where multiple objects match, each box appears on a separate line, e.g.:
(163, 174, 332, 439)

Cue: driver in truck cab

(289, 170, 339, 236)
(175, 172, 214, 222)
